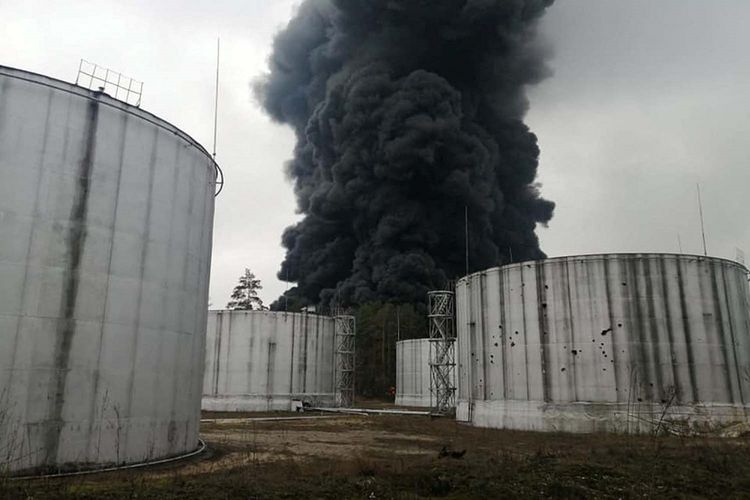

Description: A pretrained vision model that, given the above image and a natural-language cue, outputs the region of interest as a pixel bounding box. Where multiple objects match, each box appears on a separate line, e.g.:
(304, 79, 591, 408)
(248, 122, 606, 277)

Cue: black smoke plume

(256, 0, 556, 309)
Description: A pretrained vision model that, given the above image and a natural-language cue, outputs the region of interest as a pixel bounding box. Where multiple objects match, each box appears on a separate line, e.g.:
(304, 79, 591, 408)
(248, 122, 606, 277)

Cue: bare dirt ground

(4, 411, 750, 499)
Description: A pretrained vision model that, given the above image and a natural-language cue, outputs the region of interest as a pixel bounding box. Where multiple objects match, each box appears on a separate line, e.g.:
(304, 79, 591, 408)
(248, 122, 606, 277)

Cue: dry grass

(4, 412, 750, 499)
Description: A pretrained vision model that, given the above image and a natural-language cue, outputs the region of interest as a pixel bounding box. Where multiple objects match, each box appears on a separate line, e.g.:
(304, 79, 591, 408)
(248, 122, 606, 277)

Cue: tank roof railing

(75, 59, 143, 107)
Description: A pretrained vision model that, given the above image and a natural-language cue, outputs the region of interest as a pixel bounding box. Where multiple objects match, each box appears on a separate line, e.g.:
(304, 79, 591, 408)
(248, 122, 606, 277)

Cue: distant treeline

(353, 302, 427, 400)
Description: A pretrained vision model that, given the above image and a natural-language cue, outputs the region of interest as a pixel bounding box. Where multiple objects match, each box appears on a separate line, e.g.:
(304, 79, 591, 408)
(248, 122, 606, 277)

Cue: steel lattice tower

(334, 315, 356, 407)
(428, 291, 456, 414)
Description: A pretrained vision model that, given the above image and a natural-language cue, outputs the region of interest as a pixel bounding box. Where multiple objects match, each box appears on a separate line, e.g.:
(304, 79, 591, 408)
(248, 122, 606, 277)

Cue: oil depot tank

(203, 310, 337, 411)
(456, 253, 750, 434)
(395, 338, 458, 407)
(0, 66, 216, 473)
(396, 339, 431, 407)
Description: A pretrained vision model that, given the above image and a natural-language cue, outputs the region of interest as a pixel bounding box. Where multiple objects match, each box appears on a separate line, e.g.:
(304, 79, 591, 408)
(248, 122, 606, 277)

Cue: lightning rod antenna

(464, 205, 470, 277)
(697, 183, 708, 256)
(212, 37, 220, 159)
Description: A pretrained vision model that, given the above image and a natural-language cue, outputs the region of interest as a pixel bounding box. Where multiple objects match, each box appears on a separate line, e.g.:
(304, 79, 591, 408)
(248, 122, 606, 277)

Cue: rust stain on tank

(45, 96, 100, 465)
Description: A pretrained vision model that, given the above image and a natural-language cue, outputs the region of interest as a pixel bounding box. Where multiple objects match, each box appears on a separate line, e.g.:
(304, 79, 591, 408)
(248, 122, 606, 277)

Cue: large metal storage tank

(0, 66, 216, 473)
(203, 310, 337, 411)
(395, 338, 458, 407)
(457, 253, 750, 434)
(396, 339, 431, 407)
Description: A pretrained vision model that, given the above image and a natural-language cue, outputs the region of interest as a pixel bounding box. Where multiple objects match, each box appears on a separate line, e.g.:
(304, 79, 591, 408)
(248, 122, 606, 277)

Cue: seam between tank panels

(157, 140, 183, 452)
(518, 266, 530, 401)
(288, 314, 296, 400)
(626, 258, 648, 402)
(694, 259, 716, 401)
(194, 175, 215, 419)
(657, 256, 681, 402)
(643, 259, 665, 398)
(710, 263, 737, 403)
(31, 89, 78, 464)
(302, 314, 309, 395)
(168, 141, 186, 416)
(675, 260, 699, 402)
(174, 143, 202, 452)
(497, 270, 507, 401)
(120, 125, 160, 456)
(227, 314, 234, 396)
(86, 106, 130, 461)
(484, 274, 489, 400)
(5, 89, 53, 394)
(721, 265, 745, 405)
(212, 314, 223, 396)
(570, 261, 583, 402)
(562, 260, 577, 402)
(603, 257, 622, 403)
(536, 262, 550, 403)
(582, 261, 594, 384)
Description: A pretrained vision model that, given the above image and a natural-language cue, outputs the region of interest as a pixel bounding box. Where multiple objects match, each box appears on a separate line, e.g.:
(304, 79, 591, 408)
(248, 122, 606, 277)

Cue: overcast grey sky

(2, 0, 748, 307)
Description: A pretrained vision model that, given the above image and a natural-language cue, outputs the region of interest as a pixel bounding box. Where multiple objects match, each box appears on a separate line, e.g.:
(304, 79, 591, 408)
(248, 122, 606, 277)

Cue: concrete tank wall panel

(396, 339, 431, 407)
(456, 254, 750, 433)
(202, 310, 337, 412)
(0, 66, 216, 473)
(395, 339, 458, 407)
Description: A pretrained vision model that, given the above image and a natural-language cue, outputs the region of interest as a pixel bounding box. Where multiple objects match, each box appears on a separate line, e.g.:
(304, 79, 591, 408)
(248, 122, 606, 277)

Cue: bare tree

(227, 269, 266, 311)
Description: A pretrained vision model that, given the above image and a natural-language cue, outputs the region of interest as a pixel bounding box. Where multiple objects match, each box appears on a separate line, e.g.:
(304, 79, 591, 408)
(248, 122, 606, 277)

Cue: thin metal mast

(396, 306, 401, 341)
(284, 265, 290, 312)
(465, 205, 469, 277)
(212, 37, 221, 160)
(697, 184, 708, 256)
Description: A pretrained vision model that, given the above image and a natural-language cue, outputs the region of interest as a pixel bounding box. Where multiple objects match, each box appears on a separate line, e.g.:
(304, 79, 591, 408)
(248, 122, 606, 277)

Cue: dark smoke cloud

(256, 0, 556, 308)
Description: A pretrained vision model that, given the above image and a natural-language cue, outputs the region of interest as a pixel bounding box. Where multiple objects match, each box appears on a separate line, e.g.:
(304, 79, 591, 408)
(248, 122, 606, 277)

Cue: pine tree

(226, 268, 266, 311)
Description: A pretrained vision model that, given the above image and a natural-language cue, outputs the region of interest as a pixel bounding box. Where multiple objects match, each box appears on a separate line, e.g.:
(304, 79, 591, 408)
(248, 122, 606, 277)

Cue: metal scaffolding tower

(428, 291, 456, 414)
(334, 315, 356, 408)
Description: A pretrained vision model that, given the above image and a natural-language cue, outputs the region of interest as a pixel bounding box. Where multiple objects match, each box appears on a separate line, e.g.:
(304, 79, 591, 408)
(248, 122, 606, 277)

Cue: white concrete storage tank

(457, 253, 750, 434)
(395, 338, 458, 408)
(0, 66, 216, 473)
(396, 339, 431, 407)
(203, 310, 337, 411)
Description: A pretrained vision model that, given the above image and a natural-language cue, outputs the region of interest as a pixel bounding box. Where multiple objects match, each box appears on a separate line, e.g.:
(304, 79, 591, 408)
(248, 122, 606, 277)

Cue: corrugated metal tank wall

(396, 339, 431, 407)
(457, 253, 750, 433)
(203, 310, 337, 411)
(0, 66, 216, 473)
